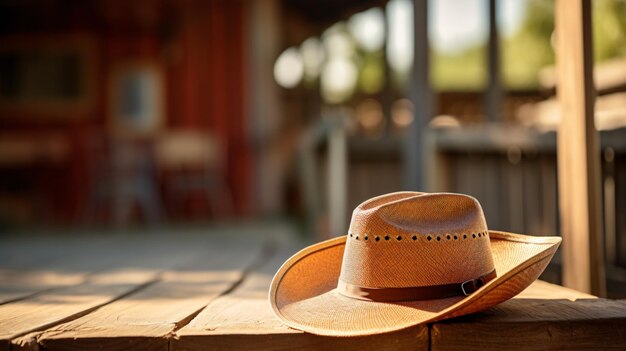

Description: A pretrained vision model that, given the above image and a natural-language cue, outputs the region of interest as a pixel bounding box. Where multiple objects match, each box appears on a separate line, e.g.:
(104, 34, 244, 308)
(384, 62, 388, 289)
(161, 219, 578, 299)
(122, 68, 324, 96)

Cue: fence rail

(309, 125, 626, 297)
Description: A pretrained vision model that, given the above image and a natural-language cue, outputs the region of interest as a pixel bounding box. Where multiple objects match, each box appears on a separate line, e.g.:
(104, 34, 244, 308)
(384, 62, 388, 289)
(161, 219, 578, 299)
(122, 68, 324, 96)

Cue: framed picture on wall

(109, 61, 164, 136)
(0, 34, 97, 119)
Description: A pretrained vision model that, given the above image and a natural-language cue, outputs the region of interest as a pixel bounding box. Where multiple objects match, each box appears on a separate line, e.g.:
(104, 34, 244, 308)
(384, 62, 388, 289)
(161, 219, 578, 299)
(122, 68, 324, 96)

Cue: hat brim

(269, 230, 561, 336)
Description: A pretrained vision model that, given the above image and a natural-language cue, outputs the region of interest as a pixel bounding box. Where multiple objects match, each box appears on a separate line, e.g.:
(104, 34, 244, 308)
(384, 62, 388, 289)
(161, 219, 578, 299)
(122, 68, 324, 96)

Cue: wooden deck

(1, 225, 626, 351)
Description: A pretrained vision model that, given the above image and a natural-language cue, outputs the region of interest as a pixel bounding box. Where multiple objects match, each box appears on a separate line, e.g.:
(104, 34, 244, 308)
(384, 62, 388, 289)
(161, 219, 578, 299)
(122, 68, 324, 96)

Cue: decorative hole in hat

(269, 192, 561, 336)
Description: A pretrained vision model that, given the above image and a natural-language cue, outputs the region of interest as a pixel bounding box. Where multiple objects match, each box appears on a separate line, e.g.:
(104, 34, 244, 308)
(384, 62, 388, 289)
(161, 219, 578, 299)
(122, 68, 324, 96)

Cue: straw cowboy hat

(269, 192, 561, 336)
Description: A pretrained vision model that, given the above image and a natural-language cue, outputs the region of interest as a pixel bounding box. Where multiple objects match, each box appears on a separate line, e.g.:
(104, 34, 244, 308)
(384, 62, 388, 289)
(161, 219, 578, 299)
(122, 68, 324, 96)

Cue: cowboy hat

(269, 192, 561, 336)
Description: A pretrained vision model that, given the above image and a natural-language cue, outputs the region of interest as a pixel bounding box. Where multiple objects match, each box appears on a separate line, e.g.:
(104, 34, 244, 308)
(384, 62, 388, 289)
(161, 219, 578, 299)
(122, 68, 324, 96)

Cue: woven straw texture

(269, 192, 561, 336)
(342, 192, 494, 287)
(270, 231, 559, 336)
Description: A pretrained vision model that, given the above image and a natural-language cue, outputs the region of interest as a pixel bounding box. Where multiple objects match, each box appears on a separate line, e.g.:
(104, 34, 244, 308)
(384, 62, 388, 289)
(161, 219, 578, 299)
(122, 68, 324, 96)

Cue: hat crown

(340, 192, 495, 288)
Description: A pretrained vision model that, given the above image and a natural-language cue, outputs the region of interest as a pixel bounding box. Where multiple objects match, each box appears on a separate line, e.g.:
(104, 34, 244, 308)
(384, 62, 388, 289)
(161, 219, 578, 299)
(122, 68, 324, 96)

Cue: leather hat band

(337, 269, 497, 302)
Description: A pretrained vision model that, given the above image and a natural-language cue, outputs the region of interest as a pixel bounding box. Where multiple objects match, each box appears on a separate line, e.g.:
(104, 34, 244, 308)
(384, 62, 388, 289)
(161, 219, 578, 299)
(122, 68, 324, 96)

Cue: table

(0, 133, 70, 224)
(1, 226, 625, 351)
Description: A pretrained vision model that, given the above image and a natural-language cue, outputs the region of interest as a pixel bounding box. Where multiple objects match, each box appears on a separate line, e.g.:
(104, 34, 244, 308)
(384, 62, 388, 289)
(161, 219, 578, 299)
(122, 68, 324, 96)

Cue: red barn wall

(0, 0, 252, 223)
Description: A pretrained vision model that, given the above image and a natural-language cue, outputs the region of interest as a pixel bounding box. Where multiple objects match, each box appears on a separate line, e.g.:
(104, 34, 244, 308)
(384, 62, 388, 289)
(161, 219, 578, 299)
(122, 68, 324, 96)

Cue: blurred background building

(0, 0, 625, 294)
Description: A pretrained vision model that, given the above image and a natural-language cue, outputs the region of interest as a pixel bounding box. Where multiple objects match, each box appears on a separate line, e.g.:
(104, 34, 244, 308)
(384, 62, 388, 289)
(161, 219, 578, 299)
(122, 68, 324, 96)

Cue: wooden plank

(602, 148, 617, 265)
(431, 280, 622, 351)
(616, 154, 626, 268)
(427, 125, 626, 154)
(516, 279, 595, 300)
(1, 234, 231, 351)
(428, 125, 557, 153)
(431, 297, 626, 350)
(424, 132, 452, 193)
(522, 155, 542, 235)
(540, 155, 558, 236)
(0, 271, 86, 306)
(506, 156, 525, 233)
(555, 0, 605, 295)
(0, 235, 125, 304)
(2, 271, 158, 351)
(35, 240, 265, 351)
(481, 156, 501, 230)
(174, 247, 429, 351)
(0, 233, 211, 305)
(327, 112, 348, 237)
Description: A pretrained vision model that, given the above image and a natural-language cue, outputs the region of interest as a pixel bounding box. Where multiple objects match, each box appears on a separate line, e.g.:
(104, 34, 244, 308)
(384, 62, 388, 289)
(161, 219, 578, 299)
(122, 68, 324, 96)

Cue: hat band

(337, 269, 496, 302)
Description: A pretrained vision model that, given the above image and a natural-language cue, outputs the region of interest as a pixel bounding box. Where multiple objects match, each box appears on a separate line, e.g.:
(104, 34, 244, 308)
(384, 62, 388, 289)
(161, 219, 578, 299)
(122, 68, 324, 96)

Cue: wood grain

(2, 271, 158, 351)
(36, 240, 264, 351)
(173, 247, 429, 351)
(555, 0, 606, 295)
(0, 235, 138, 304)
(431, 298, 626, 350)
(0, 233, 213, 304)
(1, 234, 227, 351)
(174, 248, 608, 351)
(1, 229, 624, 350)
(516, 279, 595, 300)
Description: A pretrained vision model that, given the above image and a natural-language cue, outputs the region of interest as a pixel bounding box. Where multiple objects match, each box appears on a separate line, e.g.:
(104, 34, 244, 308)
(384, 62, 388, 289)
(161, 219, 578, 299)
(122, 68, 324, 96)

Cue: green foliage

(593, 0, 626, 61)
(434, 0, 626, 91)
(432, 46, 486, 91)
(502, 0, 555, 89)
(358, 52, 385, 94)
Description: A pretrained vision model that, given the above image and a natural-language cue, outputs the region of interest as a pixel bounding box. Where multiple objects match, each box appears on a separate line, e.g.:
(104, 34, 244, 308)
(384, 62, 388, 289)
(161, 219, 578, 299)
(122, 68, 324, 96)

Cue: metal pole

(485, 0, 503, 122)
(405, 0, 433, 191)
(328, 113, 348, 237)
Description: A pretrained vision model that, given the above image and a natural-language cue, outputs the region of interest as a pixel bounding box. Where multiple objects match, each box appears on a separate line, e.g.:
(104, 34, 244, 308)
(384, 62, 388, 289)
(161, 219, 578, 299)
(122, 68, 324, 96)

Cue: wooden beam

(247, 0, 284, 215)
(555, 0, 606, 295)
(431, 298, 626, 351)
(328, 112, 348, 237)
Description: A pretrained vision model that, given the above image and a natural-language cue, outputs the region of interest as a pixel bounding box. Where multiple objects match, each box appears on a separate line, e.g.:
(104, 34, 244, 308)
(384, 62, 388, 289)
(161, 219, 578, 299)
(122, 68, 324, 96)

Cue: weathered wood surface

(175, 249, 625, 351)
(515, 279, 594, 300)
(0, 235, 138, 304)
(555, 0, 606, 296)
(0, 233, 269, 351)
(34, 247, 263, 351)
(1, 234, 203, 350)
(1, 271, 157, 351)
(432, 298, 626, 351)
(0, 226, 289, 351)
(432, 280, 626, 350)
(173, 247, 429, 351)
(0, 227, 625, 351)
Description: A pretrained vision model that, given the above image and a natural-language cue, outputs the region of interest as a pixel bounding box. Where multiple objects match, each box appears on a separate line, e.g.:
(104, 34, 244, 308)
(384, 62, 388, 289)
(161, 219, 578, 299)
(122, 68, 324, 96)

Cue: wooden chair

(81, 133, 165, 227)
(154, 131, 232, 220)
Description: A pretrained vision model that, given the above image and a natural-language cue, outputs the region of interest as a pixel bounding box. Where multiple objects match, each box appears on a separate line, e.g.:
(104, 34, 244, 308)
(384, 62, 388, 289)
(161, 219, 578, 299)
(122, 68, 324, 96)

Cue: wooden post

(247, 0, 283, 215)
(381, 5, 393, 136)
(555, 0, 605, 296)
(328, 112, 348, 238)
(299, 127, 321, 238)
(405, 0, 433, 191)
(485, 0, 502, 122)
